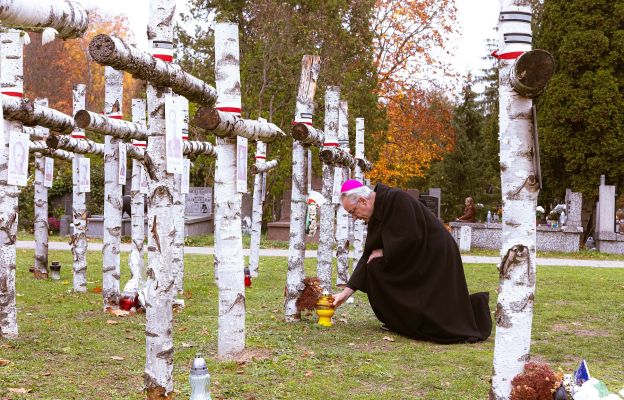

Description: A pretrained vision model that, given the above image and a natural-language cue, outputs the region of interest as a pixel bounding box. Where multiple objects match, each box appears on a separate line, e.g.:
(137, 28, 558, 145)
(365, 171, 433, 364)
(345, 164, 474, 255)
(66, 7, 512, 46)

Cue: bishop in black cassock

(333, 181, 492, 344)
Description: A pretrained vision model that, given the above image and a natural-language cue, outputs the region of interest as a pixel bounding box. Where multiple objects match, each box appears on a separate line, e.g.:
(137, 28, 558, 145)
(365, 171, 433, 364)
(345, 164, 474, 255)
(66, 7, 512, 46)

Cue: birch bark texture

(144, 1, 176, 396)
(102, 66, 123, 310)
(70, 84, 88, 292)
(353, 118, 366, 264)
(194, 107, 284, 141)
(33, 98, 50, 279)
(2, 95, 75, 133)
(0, 29, 23, 339)
(248, 141, 267, 278)
(74, 109, 147, 141)
(490, 2, 539, 399)
(127, 99, 146, 295)
(47, 134, 104, 155)
(172, 95, 188, 295)
(284, 55, 321, 322)
(317, 86, 340, 292)
(335, 100, 350, 286)
(0, 0, 89, 40)
(214, 21, 246, 359)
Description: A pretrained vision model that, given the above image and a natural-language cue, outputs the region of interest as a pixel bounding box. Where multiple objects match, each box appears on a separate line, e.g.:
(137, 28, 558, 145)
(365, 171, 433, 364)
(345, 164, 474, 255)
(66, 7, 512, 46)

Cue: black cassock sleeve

(380, 191, 423, 269)
(346, 250, 369, 292)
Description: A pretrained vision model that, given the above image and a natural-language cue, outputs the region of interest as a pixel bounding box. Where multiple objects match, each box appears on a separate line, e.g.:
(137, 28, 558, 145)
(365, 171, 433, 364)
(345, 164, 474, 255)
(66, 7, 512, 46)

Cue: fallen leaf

(181, 342, 193, 348)
(348, 342, 355, 346)
(383, 336, 395, 342)
(106, 319, 119, 325)
(110, 356, 125, 361)
(305, 370, 313, 377)
(8, 388, 31, 394)
(125, 336, 136, 340)
(0, 359, 10, 366)
(109, 309, 130, 317)
(178, 326, 188, 332)
(339, 318, 348, 323)
(26, 313, 33, 316)
(91, 287, 102, 293)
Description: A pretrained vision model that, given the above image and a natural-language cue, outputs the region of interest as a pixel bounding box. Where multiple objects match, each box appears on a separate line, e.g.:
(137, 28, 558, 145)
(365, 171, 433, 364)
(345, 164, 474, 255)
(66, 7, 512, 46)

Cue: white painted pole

(491, 2, 538, 399)
(248, 141, 267, 278)
(335, 100, 350, 286)
(144, 1, 176, 396)
(0, 29, 23, 339)
(214, 21, 246, 359)
(33, 98, 49, 279)
(317, 86, 340, 292)
(102, 66, 123, 310)
(70, 84, 88, 292)
(284, 55, 322, 322)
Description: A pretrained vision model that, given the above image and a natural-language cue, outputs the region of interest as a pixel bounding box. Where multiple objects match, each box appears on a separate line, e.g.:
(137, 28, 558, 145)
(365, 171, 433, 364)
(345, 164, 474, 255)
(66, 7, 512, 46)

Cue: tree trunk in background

(71, 84, 88, 293)
(102, 66, 123, 310)
(128, 99, 146, 295)
(214, 21, 246, 359)
(353, 118, 366, 265)
(33, 98, 49, 279)
(144, 1, 176, 396)
(0, 30, 23, 339)
(490, 2, 538, 399)
(335, 100, 350, 286)
(249, 141, 266, 278)
(0, 0, 89, 40)
(317, 86, 340, 292)
(284, 55, 321, 321)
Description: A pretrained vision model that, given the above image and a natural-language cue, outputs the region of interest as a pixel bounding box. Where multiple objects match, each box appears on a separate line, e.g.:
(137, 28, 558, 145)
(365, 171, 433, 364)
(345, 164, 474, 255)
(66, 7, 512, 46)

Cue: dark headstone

(419, 195, 439, 218)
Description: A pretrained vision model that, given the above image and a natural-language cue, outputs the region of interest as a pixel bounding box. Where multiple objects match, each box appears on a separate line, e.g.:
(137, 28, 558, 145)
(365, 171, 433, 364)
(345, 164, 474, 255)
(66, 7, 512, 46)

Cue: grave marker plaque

(185, 187, 213, 215)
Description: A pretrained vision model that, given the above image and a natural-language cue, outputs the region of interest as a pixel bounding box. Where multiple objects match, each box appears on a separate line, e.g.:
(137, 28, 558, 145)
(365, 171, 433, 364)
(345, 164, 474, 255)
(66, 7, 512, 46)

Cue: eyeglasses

(346, 201, 359, 216)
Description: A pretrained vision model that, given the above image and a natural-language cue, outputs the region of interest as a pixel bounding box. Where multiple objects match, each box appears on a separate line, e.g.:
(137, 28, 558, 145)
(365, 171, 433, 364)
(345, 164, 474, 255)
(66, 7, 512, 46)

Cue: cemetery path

(15, 240, 624, 268)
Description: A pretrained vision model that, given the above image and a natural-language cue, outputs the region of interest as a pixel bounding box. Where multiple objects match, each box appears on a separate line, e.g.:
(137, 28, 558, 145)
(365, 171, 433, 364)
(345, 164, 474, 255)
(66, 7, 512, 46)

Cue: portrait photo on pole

(78, 157, 91, 193)
(118, 142, 127, 185)
(7, 131, 30, 187)
(165, 95, 183, 174)
(44, 157, 54, 188)
(237, 136, 248, 193)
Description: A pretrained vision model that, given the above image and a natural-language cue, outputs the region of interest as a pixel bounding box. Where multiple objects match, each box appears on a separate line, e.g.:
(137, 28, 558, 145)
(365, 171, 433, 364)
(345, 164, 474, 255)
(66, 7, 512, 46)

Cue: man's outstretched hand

(333, 287, 355, 308)
(368, 248, 383, 263)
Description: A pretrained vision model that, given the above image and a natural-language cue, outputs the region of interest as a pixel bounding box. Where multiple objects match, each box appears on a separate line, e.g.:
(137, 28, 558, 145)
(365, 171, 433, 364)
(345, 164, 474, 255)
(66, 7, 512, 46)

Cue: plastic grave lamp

(50, 261, 61, 280)
(244, 266, 252, 288)
(316, 290, 335, 327)
(189, 353, 212, 400)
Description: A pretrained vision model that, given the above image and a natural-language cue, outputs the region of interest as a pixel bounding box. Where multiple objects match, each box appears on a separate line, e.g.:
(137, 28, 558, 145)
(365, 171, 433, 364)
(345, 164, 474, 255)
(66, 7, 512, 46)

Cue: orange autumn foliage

(24, 11, 141, 118)
(369, 89, 455, 187)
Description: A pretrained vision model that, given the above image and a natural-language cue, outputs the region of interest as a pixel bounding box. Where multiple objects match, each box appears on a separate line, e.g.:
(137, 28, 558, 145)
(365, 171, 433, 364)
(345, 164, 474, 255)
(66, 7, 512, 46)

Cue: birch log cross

(490, 1, 554, 398)
(32, 98, 50, 279)
(284, 55, 322, 322)
(0, 29, 24, 339)
(335, 100, 351, 287)
(0, 0, 89, 41)
(248, 141, 278, 277)
(1, 95, 75, 133)
(102, 66, 124, 310)
(316, 86, 341, 292)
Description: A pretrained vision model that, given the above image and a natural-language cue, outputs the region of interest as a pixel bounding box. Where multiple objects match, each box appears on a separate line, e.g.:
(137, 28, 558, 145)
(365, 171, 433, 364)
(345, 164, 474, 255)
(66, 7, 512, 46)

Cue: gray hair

(341, 185, 373, 203)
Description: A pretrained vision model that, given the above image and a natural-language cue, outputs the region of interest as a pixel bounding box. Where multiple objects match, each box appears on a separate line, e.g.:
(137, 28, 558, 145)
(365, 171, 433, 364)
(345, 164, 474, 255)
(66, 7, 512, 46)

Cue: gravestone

(428, 188, 441, 218)
(565, 189, 583, 229)
(419, 195, 439, 218)
(186, 187, 213, 215)
(459, 225, 472, 252)
(596, 175, 615, 236)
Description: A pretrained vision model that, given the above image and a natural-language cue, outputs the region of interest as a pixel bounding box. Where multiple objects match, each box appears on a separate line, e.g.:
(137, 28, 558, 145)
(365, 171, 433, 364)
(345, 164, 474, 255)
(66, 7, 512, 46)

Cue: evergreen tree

(534, 0, 624, 205)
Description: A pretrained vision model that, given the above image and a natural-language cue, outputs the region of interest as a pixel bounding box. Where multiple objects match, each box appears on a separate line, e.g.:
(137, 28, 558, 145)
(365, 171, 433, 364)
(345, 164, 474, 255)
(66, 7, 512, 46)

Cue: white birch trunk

(319, 146, 354, 167)
(316, 86, 340, 292)
(33, 98, 49, 279)
(291, 123, 325, 147)
(490, 2, 538, 399)
(248, 141, 266, 278)
(214, 22, 245, 359)
(102, 66, 123, 310)
(353, 118, 366, 264)
(250, 159, 277, 175)
(285, 55, 321, 321)
(127, 99, 146, 296)
(144, 1, 176, 395)
(70, 84, 88, 292)
(74, 109, 147, 141)
(89, 34, 217, 107)
(126, 144, 145, 161)
(29, 141, 73, 161)
(0, 30, 23, 339)
(172, 95, 187, 295)
(24, 126, 47, 140)
(194, 108, 284, 141)
(2, 95, 75, 133)
(47, 134, 104, 155)
(0, 0, 89, 40)
(335, 100, 350, 286)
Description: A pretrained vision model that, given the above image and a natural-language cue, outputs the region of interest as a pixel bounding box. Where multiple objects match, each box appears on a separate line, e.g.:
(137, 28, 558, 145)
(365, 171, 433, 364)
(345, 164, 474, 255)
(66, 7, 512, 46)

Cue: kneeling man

(333, 180, 492, 344)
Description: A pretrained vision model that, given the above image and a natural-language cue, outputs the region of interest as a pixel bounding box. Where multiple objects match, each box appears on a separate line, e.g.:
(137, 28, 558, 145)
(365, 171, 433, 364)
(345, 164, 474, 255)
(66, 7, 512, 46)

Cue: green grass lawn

(1, 250, 623, 399)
